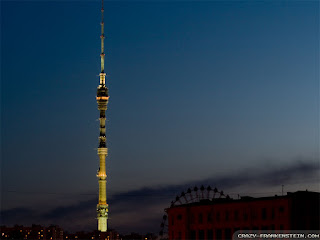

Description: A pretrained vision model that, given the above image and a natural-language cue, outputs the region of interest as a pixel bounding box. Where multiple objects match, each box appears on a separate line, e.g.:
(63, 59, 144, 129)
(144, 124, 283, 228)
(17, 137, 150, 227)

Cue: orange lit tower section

(96, 0, 109, 232)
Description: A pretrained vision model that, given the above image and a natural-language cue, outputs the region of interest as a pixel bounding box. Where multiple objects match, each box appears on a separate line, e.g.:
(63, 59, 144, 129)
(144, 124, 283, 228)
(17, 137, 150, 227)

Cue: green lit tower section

(96, 0, 109, 232)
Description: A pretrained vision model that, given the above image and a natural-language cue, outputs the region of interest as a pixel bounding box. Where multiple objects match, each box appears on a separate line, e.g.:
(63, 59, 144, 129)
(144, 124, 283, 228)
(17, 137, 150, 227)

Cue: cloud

(108, 160, 320, 205)
(1, 160, 319, 234)
(200, 160, 319, 190)
(42, 198, 97, 220)
(0, 208, 40, 225)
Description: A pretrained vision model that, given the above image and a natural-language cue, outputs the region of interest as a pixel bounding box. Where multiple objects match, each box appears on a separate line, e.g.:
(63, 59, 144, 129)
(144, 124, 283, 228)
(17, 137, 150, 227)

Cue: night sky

(1, 0, 319, 234)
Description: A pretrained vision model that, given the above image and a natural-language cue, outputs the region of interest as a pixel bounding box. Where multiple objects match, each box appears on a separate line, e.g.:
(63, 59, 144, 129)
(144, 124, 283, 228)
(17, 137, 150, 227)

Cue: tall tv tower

(96, 0, 109, 232)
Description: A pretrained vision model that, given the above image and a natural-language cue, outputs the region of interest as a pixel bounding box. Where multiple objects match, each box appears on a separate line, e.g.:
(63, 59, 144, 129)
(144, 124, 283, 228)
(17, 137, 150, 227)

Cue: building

(95, 0, 110, 233)
(46, 225, 64, 240)
(0, 225, 122, 240)
(166, 191, 320, 240)
(0, 224, 63, 240)
(63, 229, 120, 240)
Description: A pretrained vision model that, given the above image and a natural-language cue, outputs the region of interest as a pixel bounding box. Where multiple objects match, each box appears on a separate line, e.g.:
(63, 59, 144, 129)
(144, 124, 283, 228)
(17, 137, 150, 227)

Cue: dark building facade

(167, 191, 320, 240)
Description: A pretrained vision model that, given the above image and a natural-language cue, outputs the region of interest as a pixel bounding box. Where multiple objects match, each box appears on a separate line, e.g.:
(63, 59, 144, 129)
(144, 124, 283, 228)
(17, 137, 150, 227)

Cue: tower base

(97, 204, 108, 232)
(98, 217, 107, 232)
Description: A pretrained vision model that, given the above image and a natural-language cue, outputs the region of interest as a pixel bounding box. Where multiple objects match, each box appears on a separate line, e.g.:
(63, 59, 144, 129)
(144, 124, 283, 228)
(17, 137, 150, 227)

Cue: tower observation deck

(96, 0, 109, 232)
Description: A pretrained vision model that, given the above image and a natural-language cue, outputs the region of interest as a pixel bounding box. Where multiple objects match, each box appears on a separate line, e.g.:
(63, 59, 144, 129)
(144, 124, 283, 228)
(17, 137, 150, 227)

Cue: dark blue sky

(1, 0, 319, 234)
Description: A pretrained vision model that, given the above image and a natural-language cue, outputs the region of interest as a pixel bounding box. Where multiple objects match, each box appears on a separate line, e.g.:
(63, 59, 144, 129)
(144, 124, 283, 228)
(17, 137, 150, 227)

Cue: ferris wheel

(159, 185, 230, 239)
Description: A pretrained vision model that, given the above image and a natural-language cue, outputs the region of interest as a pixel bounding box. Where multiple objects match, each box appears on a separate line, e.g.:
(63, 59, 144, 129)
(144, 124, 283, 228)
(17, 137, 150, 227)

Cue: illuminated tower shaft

(96, 0, 109, 232)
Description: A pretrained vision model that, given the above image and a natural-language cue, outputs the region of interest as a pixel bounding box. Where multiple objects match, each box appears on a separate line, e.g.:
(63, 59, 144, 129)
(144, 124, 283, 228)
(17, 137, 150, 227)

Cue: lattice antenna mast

(100, 0, 106, 84)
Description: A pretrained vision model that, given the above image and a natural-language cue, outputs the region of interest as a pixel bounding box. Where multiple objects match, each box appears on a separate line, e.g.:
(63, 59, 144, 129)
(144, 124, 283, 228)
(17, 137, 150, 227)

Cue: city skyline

(1, 0, 319, 234)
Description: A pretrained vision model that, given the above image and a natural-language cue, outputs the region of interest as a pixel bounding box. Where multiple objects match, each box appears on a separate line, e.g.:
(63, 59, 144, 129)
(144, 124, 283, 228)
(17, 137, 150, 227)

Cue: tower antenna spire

(100, 0, 106, 84)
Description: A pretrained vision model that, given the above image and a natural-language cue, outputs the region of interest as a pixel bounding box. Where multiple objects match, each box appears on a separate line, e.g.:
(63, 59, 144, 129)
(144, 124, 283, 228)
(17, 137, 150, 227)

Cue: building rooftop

(167, 190, 320, 209)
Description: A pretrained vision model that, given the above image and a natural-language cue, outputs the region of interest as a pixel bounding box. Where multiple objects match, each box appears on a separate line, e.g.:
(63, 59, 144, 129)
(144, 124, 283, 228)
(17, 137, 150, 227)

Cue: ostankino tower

(96, 0, 109, 232)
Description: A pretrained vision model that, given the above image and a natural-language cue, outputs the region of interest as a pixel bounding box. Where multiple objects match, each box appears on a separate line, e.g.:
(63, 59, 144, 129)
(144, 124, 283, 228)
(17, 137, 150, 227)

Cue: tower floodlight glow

(96, 0, 109, 232)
